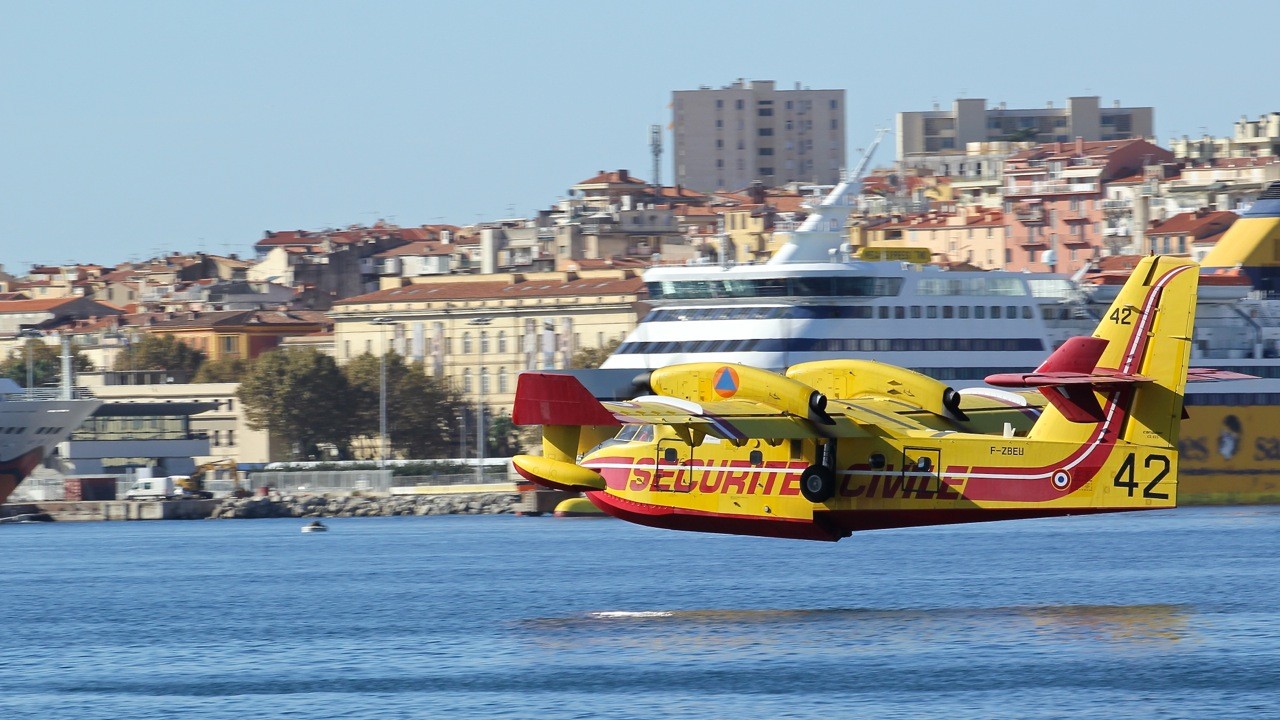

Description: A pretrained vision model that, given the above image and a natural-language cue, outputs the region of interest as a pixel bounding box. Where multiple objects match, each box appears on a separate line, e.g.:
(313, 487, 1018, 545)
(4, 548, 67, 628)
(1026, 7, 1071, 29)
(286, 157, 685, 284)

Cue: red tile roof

(335, 274, 646, 306)
(1147, 210, 1238, 238)
(374, 241, 455, 258)
(575, 169, 647, 186)
(0, 297, 82, 313)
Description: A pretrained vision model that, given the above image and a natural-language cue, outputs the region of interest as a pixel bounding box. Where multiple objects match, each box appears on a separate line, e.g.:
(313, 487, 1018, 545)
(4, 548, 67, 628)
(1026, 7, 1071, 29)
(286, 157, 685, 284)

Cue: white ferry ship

(0, 379, 101, 506)
(597, 179, 1280, 503)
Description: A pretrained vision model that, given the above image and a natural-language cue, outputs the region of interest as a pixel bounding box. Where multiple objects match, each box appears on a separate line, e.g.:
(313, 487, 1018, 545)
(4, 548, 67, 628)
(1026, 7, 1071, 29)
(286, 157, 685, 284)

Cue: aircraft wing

(606, 396, 868, 441)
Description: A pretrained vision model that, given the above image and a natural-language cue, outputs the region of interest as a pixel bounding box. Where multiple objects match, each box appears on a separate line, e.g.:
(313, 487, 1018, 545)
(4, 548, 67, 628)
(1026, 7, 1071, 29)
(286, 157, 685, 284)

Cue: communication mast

(650, 124, 663, 189)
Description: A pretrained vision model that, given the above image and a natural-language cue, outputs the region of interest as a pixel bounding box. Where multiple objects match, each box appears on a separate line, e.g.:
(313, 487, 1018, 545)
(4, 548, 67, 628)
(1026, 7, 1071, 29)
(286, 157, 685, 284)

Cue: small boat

(301, 520, 328, 533)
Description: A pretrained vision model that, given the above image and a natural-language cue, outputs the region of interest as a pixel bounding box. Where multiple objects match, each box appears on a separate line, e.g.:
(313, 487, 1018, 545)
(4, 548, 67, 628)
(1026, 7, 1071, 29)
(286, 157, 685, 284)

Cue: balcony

(1013, 207, 1045, 223)
(1100, 199, 1131, 210)
(1005, 181, 1099, 197)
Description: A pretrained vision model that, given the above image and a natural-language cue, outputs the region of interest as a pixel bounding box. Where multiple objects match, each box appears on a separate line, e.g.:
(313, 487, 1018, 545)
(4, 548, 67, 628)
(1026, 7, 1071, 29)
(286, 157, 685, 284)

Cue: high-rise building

(896, 97, 1154, 161)
(672, 79, 846, 192)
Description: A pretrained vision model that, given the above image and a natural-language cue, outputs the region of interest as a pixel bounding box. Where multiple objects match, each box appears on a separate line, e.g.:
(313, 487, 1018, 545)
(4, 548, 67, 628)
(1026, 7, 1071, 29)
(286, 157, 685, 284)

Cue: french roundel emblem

(1051, 470, 1071, 491)
(713, 366, 739, 398)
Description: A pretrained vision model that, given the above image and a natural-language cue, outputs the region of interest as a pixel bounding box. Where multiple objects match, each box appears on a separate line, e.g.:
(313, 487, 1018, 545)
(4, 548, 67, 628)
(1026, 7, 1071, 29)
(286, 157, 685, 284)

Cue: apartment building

(897, 97, 1154, 161)
(1171, 113, 1280, 160)
(1003, 138, 1174, 273)
(327, 269, 646, 416)
(672, 79, 846, 192)
(859, 207, 1010, 270)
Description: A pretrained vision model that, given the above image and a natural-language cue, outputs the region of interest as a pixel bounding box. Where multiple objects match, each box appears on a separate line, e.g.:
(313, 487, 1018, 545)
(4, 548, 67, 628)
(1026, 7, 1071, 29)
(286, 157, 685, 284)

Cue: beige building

(673, 79, 846, 192)
(897, 97, 1154, 161)
(860, 207, 1011, 270)
(76, 378, 280, 465)
(327, 269, 647, 414)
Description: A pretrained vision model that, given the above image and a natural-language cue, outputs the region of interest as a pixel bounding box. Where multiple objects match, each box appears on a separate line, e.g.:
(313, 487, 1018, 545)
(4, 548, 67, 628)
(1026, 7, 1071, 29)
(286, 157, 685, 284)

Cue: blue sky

(1, 0, 1272, 272)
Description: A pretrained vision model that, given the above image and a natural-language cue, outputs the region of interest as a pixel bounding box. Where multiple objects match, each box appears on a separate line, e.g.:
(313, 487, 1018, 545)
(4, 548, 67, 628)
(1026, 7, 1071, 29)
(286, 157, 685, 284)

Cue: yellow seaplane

(512, 256, 1232, 541)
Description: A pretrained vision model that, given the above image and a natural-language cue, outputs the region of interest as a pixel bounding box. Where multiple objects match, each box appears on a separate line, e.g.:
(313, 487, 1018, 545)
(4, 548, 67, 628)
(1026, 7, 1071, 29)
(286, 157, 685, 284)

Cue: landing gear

(800, 465, 836, 503)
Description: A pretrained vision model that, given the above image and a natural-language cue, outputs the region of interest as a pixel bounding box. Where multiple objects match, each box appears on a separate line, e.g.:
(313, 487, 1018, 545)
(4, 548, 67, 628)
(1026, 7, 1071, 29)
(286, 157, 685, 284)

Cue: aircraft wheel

(800, 465, 837, 503)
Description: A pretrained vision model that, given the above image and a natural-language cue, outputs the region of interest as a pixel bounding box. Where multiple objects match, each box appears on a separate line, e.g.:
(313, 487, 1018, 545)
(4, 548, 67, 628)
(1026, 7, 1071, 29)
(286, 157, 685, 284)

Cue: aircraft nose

(512, 455, 607, 492)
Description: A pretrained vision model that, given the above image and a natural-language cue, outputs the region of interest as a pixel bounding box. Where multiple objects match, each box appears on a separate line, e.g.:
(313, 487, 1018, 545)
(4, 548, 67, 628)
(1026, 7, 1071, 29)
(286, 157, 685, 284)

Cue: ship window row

(615, 338, 1044, 355)
(911, 367, 1024, 381)
(1, 426, 27, 434)
(915, 277, 1027, 297)
(32, 426, 64, 435)
(647, 277, 904, 300)
(1185, 393, 1280, 407)
(643, 304, 1036, 323)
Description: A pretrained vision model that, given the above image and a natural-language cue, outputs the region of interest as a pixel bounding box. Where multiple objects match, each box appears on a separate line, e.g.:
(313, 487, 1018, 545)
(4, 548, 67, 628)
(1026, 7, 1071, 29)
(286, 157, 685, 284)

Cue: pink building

(1003, 138, 1173, 273)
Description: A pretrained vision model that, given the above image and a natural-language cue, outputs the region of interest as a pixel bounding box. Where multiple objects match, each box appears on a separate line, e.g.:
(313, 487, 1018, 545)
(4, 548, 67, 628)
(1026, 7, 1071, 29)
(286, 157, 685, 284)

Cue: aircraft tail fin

(998, 256, 1198, 447)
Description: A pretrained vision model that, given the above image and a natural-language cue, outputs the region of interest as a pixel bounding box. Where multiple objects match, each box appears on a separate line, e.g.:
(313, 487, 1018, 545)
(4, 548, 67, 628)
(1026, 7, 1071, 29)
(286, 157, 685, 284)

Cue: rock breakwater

(209, 492, 520, 520)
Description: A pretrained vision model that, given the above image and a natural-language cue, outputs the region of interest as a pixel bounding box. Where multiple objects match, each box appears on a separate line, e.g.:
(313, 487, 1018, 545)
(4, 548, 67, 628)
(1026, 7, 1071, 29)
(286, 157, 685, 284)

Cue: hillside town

(4, 82, 1280, 478)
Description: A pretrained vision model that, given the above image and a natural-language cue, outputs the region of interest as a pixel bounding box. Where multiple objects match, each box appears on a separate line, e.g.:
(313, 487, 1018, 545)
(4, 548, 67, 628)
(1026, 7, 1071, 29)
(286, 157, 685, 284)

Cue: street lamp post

(17, 329, 42, 398)
(467, 317, 493, 483)
(371, 317, 397, 469)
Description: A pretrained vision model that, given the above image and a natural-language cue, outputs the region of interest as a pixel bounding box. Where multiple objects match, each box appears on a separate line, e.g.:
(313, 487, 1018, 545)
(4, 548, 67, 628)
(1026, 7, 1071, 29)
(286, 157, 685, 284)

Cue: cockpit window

(585, 424, 655, 456)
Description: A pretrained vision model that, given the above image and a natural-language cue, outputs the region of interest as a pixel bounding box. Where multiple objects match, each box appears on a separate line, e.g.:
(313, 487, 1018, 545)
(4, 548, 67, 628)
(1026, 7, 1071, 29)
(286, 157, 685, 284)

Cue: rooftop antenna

(650, 124, 663, 189)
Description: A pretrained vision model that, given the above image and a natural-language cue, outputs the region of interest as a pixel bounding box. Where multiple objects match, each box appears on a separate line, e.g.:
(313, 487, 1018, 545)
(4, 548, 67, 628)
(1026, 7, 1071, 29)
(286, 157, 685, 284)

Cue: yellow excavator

(175, 459, 251, 499)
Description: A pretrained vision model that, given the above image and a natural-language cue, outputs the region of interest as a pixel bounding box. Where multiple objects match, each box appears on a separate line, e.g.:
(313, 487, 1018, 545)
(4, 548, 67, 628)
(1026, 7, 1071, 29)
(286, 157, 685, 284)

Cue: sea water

(1, 507, 1278, 719)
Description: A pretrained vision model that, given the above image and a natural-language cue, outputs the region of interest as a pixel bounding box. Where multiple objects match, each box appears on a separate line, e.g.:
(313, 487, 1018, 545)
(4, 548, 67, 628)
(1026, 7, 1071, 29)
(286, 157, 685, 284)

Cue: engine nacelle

(649, 363, 833, 425)
(786, 359, 966, 421)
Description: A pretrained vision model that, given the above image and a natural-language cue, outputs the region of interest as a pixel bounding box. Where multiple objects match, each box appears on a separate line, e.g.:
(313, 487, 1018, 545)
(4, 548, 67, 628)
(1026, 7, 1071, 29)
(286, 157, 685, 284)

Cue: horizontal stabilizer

(512, 373, 621, 427)
(1186, 368, 1258, 382)
(986, 335, 1149, 424)
(985, 369, 1151, 388)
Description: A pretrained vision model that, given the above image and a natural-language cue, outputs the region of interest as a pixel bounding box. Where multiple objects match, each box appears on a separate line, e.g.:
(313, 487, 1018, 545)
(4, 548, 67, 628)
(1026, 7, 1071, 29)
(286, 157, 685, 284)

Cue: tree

(115, 333, 206, 382)
(0, 340, 94, 389)
(193, 356, 252, 383)
(237, 348, 355, 460)
(485, 412, 531, 457)
(342, 352, 467, 459)
(570, 337, 622, 369)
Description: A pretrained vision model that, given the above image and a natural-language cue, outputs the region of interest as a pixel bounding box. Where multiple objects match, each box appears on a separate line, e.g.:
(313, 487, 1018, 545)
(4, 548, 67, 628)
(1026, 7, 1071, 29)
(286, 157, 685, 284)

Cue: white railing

(1005, 181, 1099, 196)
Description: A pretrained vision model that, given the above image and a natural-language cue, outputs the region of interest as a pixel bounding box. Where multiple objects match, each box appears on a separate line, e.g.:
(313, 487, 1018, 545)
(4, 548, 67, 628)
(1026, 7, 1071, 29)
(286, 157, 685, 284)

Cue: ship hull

(0, 446, 46, 506)
(1178, 404, 1280, 504)
(0, 395, 102, 506)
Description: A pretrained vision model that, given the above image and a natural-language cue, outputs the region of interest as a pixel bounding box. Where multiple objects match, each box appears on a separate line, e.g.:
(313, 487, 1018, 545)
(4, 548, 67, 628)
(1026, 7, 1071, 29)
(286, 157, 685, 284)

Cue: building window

(716, 99, 723, 109)
(463, 369, 472, 393)
(758, 147, 773, 156)
(462, 332, 471, 354)
(830, 99, 838, 110)
(227, 430, 235, 446)
(736, 99, 744, 110)
(497, 331, 507, 353)
(758, 128, 773, 137)
(758, 108, 773, 117)
(498, 368, 508, 394)
(480, 368, 490, 394)
(759, 167, 774, 175)
(479, 331, 489, 353)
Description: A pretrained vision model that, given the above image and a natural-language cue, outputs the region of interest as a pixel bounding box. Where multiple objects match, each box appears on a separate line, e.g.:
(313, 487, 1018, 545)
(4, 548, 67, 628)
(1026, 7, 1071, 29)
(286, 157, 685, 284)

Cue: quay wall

(209, 492, 520, 519)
